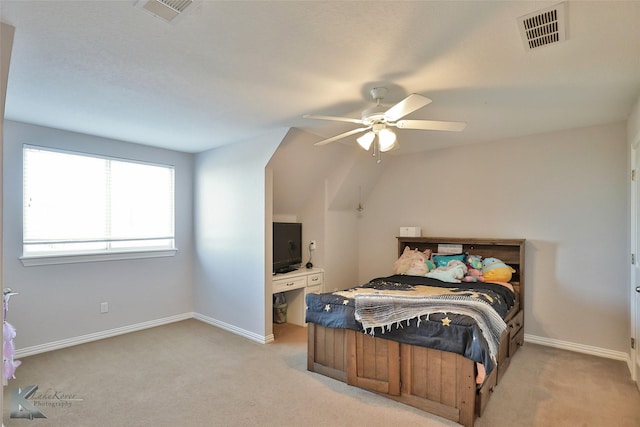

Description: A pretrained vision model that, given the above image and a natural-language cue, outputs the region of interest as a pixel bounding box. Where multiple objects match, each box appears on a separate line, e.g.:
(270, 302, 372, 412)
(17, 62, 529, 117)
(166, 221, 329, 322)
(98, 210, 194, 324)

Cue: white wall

(193, 129, 285, 341)
(357, 123, 629, 353)
(2, 121, 195, 350)
(325, 208, 359, 292)
(629, 95, 640, 148)
(269, 127, 367, 292)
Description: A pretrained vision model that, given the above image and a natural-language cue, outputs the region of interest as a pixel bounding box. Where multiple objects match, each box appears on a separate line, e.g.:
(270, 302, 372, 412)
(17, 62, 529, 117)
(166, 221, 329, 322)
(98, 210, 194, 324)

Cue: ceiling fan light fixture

(378, 128, 397, 152)
(306, 85, 465, 160)
(357, 131, 375, 150)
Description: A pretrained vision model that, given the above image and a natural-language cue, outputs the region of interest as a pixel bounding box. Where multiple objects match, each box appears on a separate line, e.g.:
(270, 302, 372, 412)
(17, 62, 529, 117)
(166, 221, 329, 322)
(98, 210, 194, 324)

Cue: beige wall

(355, 123, 629, 353)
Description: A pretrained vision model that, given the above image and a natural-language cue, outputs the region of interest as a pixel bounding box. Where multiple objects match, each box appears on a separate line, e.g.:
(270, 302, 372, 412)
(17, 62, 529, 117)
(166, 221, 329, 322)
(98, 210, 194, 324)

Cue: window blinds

(23, 145, 175, 255)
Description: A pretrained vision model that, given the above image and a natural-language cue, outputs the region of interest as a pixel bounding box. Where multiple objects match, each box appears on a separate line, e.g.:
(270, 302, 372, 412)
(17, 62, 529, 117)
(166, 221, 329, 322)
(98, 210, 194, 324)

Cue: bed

(305, 237, 525, 427)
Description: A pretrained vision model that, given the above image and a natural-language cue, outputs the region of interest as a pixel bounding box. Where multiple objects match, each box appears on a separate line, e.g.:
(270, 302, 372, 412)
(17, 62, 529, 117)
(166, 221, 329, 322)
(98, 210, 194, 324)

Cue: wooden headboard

(397, 237, 526, 311)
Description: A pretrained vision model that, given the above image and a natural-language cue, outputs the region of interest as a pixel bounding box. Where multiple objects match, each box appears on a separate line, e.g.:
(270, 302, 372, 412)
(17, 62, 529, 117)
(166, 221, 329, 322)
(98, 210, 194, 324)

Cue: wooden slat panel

(324, 325, 335, 367)
(307, 323, 316, 372)
(456, 354, 476, 427)
(375, 338, 389, 381)
(398, 345, 465, 422)
(400, 344, 411, 394)
(440, 351, 458, 408)
(347, 333, 401, 395)
(347, 330, 358, 385)
(410, 344, 428, 398)
(363, 334, 377, 379)
(309, 326, 345, 371)
(426, 348, 442, 401)
(359, 334, 387, 382)
(308, 325, 348, 382)
(387, 340, 400, 396)
(334, 327, 346, 372)
(315, 323, 327, 365)
(358, 333, 367, 377)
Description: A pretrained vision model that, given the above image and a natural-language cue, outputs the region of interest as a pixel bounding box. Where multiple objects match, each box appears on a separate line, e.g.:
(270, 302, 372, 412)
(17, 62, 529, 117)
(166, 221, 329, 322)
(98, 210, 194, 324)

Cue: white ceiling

(1, 1, 639, 154)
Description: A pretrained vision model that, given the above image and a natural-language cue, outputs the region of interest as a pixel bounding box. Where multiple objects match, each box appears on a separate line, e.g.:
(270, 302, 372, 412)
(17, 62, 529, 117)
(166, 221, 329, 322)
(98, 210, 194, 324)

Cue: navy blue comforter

(305, 275, 516, 374)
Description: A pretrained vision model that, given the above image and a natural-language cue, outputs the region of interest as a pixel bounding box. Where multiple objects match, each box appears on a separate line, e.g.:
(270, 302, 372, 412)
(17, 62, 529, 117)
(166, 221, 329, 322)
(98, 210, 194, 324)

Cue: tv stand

(271, 268, 324, 326)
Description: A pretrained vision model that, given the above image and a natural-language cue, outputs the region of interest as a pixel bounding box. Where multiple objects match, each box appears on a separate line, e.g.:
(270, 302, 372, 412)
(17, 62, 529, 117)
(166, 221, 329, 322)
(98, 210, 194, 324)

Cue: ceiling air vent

(135, 0, 197, 23)
(517, 2, 567, 50)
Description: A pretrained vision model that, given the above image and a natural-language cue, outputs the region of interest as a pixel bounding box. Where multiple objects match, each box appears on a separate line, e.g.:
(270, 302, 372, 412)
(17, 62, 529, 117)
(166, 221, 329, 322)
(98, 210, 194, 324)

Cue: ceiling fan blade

(303, 114, 364, 125)
(314, 127, 371, 146)
(395, 119, 467, 132)
(383, 94, 432, 122)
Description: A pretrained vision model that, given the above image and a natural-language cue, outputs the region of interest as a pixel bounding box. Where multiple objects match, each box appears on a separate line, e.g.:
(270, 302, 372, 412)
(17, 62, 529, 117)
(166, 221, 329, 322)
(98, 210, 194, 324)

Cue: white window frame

(21, 145, 177, 266)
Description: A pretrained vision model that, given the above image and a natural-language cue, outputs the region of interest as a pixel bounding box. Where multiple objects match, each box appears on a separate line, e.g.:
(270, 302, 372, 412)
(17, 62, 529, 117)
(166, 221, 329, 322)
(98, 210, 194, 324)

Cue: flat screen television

(273, 222, 302, 274)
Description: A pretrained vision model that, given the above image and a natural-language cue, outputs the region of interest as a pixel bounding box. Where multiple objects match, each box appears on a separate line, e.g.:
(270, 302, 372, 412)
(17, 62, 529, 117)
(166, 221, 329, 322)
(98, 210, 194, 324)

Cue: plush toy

(482, 257, 515, 282)
(393, 247, 433, 276)
(463, 268, 485, 282)
(3, 321, 20, 380)
(426, 260, 468, 283)
(3, 288, 20, 381)
(466, 255, 483, 270)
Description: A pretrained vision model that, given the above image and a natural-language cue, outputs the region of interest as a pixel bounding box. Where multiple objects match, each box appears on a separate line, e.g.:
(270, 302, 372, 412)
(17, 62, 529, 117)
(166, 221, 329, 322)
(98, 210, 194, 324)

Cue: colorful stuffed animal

(463, 255, 484, 282)
(463, 268, 485, 282)
(3, 321, 20, 380)
(482, 257, 515, 282)
(426, 259, 468, 283)
(3, 288, 20, 381)
(466, 255, 483, 270)
(393, 247, 433, 276)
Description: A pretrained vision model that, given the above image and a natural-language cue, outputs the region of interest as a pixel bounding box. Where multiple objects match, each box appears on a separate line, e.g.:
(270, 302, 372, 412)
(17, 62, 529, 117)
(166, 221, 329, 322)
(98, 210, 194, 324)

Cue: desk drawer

(307, 273, 323, 287)
(273, 276, 306, 293)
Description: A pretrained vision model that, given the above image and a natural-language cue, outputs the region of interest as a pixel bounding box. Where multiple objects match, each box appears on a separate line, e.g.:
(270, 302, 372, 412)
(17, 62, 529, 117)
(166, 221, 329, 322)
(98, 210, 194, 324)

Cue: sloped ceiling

(1, 1, 639, 155)
(269, 128, 385, 214)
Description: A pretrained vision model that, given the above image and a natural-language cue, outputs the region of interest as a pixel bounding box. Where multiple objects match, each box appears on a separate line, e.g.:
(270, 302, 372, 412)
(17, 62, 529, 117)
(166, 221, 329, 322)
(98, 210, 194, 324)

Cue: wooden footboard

(397, 342, 477, 426)
(308, 322, 510, 427)
(307, 321, 348, 382)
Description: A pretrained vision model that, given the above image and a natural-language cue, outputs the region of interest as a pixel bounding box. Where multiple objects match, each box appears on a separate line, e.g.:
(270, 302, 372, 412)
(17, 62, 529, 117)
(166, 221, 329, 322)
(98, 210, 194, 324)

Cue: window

(22, 145, 175, 265)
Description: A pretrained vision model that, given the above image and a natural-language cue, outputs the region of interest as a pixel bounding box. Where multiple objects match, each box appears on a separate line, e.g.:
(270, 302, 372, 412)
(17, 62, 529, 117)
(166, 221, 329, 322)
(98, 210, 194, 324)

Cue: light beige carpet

(3, 319, 639, 427)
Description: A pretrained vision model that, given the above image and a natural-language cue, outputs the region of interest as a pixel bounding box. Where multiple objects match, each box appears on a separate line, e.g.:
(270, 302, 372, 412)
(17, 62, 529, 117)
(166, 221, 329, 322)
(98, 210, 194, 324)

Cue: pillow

(432, 253, 466, 268)
(482, 257, 515, 282)
(393, 247, 432, 275)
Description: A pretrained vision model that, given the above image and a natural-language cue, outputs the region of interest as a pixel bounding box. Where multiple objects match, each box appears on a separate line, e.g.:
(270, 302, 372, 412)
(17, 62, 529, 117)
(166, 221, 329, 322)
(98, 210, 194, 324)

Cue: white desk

(272, 268, 324, 326)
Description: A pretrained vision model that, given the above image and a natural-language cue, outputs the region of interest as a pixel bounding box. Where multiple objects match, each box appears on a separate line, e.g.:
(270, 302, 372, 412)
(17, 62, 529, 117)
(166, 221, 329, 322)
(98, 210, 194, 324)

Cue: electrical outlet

(100, 302, 109, 313)
(310, 240, 317, 251)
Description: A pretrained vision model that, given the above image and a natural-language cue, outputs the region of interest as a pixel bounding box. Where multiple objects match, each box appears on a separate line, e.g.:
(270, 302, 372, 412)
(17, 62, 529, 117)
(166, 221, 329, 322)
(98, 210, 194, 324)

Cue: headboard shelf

(397, 236, 526, 310)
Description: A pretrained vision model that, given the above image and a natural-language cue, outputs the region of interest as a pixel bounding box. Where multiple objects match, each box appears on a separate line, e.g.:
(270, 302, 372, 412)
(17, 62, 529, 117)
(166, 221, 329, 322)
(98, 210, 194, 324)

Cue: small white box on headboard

(399, 227, 421, 237)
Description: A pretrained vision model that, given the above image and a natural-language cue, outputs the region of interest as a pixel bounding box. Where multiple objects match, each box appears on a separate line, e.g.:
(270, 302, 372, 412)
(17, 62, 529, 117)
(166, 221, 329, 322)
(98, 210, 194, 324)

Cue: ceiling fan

(304, 87, 466, 162)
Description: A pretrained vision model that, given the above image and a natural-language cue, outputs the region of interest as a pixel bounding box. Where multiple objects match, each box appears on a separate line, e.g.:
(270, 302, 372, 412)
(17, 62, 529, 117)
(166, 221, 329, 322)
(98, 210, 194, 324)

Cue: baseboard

(524, 333, 632, 373)
(193, 312, 274, 344)
(14, 312, 194, 358)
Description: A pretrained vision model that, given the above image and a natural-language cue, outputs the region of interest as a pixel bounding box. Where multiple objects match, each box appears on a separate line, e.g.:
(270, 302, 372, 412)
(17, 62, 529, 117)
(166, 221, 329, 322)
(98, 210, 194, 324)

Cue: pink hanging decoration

(3, 288, 20, 381)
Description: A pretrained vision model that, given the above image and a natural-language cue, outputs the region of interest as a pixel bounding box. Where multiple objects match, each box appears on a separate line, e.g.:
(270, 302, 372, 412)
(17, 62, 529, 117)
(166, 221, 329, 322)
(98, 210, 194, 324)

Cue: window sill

(20, 248, 178, 267)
